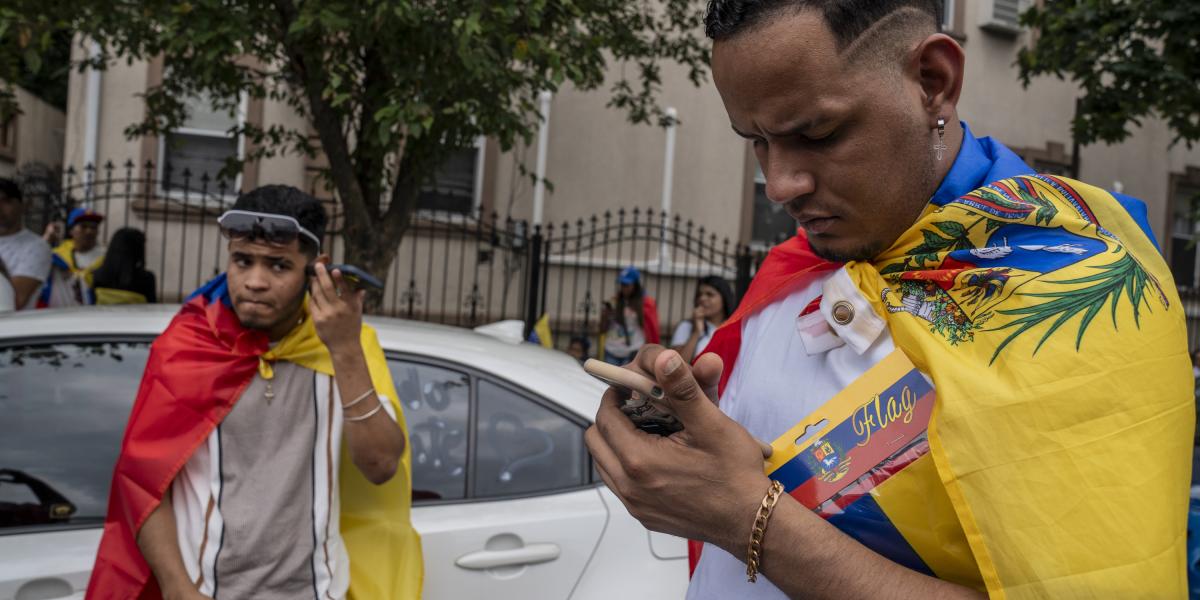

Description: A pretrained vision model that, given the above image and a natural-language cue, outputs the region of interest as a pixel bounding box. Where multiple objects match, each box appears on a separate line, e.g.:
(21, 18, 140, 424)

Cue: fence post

(523, 226, 544, 339)
(735, 245, 753, 303)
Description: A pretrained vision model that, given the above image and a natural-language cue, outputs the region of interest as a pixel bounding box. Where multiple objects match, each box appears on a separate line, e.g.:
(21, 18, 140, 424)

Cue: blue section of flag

(946, 225, 1106, 275)
(827, 495, 935, 577)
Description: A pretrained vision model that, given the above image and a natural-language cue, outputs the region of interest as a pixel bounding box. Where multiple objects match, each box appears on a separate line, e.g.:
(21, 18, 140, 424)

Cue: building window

(0, 115, 16, 162)
(940, 0, 956, 33)
(1013, 141, 1073, 177)
(981, 0, 1027, 37)
(418, 137, 485, 216)
(1169, 170, 1200, 289)
(750, 165, 797, 248)
(158, 92, 244, 201)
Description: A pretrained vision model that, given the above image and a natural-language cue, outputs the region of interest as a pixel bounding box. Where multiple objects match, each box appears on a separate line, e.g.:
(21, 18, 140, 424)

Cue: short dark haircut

(0, 178, 21, 202)
(230, 185, 327, 256)
(705, 0, 941, 48)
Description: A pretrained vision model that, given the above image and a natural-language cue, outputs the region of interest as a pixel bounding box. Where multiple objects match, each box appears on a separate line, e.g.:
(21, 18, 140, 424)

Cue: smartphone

(583, 358, 773, 458)
(307, 263, 385, 290)
(584, 359, 682, 436)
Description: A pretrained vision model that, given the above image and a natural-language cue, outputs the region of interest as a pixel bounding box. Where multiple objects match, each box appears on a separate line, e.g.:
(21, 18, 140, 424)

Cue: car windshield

(0, 341, 151, 530)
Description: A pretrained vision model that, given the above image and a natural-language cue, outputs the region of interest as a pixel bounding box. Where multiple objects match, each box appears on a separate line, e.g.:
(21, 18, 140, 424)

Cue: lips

(795, 215, 838, 235)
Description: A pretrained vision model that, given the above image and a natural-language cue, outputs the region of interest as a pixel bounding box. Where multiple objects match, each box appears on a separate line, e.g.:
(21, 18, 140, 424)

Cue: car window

(390, 360, 469, 502)
(0, 341, 150, 531)
(474, 379, 585, 498)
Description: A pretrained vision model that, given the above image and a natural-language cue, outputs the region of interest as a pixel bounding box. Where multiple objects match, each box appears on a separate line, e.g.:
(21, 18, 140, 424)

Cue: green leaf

(933, 221, 967, 239)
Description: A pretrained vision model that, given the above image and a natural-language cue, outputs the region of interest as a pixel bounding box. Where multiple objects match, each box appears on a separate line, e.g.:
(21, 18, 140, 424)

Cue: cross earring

(934, 118, 948, 161)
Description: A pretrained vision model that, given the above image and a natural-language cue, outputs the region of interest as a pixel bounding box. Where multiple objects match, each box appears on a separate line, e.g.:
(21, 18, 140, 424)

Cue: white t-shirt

(0, 229, 51, 310)
(670, 320, 717, 356)
(0, 274, 14, 312)
(686, 267, 896, 600)
(45, 244, 105, 308)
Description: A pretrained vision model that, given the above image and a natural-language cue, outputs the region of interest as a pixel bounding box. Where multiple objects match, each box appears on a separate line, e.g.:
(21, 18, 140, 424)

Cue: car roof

(0, 306, 606, 420)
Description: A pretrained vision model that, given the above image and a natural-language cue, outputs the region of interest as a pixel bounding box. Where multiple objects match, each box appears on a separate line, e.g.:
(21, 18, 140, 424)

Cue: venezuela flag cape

(701, 174, 1192, 598)
(85, 275, 423, 599)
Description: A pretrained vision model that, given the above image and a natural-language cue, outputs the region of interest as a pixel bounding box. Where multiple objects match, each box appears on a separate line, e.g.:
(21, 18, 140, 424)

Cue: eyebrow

(231, 251, 292, 264)
(731, 113, 839, 140)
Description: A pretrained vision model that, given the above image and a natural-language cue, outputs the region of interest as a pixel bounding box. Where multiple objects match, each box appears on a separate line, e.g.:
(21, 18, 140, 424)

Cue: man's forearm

(718, 495, 985, 600)
(11, 276, 40, 308)
(136, 494, 195, 599)
(330, 344, 406, 484)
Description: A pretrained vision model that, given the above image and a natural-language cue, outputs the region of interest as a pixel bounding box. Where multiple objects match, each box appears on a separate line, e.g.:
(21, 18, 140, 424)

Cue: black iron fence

(38, 161, 767, 350)
(40, 161, 1200, 355)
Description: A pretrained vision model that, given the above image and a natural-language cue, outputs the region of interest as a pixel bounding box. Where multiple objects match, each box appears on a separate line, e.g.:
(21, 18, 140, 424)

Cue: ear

(912, 34, 965, 126)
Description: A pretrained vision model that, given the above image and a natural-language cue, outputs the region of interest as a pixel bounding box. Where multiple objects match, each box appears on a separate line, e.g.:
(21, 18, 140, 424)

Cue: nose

(762, 149, 816, 205)
(243, 265, 271, 292)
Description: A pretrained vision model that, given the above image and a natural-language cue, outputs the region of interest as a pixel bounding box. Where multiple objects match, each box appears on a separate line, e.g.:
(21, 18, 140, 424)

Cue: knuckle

(623, 457, 648, 480)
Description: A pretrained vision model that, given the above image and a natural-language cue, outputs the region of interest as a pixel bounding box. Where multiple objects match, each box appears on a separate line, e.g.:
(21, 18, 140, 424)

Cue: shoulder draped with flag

(702, 175, 1191, 598)
(39, 239, 104, 306)
(85, 275, 423, 599)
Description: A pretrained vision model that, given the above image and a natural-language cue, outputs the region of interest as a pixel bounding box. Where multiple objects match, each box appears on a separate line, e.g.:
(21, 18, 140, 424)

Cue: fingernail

(663, 354, 682, 375)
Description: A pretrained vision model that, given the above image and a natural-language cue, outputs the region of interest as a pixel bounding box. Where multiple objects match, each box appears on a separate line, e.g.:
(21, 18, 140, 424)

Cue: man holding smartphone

(87, 186, 423, 599)
(586, 1, 1191, 599)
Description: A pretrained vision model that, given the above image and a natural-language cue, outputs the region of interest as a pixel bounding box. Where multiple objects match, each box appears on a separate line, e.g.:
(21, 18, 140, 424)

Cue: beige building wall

(954, 0, 1200, 250)
(0, 85, 66, 178)
(58, 10, 1200, 304)
(492, 66, 748, 243)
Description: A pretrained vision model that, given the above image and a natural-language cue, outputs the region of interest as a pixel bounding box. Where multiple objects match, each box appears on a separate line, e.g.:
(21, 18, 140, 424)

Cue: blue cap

(618, 266, 641, 285)
(67, 207, 104, 229)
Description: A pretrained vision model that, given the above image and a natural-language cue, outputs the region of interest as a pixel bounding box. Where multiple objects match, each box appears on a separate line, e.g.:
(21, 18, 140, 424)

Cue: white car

(0, 306, 687, 600)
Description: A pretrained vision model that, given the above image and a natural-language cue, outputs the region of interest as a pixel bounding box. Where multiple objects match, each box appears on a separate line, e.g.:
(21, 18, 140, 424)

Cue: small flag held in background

(527, 314, 553, 348)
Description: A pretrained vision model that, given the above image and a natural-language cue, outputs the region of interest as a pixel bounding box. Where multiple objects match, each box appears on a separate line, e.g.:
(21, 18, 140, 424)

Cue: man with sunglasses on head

(87, 185, 423, 600)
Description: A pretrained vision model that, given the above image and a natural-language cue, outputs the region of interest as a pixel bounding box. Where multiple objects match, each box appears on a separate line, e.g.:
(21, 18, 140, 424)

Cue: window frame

(156, 92, 248, 205)
(415, 135, 487, 221)
(385, 351, 599, 507)
(0, 333, 158, 537)
(748, 163, 798, 251)
(1168, 169, 1200, 290)
(0, 113, 16, 162)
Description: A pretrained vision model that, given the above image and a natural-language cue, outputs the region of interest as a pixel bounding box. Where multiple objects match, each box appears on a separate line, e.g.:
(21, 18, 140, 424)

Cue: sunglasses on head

(218, 210, 322, 251)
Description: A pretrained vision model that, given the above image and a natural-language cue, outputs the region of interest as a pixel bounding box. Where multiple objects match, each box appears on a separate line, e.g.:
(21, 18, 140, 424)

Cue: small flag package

(764, 350, 982, 587)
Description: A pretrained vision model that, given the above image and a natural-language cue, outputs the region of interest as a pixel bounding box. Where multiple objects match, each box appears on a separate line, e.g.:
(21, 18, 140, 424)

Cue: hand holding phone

(584, 359, 772, 458)
(306, 263, 384, 291)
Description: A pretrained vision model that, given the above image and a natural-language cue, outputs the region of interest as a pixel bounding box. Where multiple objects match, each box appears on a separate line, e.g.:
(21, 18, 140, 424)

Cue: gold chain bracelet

(746, 479, 785, 583)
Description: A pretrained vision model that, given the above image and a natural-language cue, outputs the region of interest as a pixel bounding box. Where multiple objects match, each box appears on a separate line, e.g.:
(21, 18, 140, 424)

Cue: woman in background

(599, 266, 660, 365)
(92, 228, 157, 304)
(671, 275, 735, 364)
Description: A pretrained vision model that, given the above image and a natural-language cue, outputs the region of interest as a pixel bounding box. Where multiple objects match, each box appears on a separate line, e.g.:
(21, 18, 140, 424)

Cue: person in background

(41, 207, 106, 308)
(0, 178, 51, 310)
(93, 228, 157, 304)
(599, 266, 660, 366)
(670, 275, 736, 364)
(566, 336, 591, 364)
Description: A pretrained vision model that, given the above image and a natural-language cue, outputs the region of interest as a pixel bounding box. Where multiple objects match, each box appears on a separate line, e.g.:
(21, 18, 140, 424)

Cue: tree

(1017, 0, 1200, 147)
(0, 0, 709, 304)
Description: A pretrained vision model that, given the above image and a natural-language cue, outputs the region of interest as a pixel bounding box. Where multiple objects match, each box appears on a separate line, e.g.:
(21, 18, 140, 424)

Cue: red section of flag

(687, 234, 838, 576)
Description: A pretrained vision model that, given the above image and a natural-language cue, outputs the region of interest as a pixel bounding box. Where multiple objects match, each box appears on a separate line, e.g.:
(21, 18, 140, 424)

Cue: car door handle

(455, 543, 561, 570)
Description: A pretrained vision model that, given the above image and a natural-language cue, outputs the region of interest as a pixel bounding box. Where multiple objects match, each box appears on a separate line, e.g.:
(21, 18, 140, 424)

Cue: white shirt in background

(0, 229, 51, 310)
